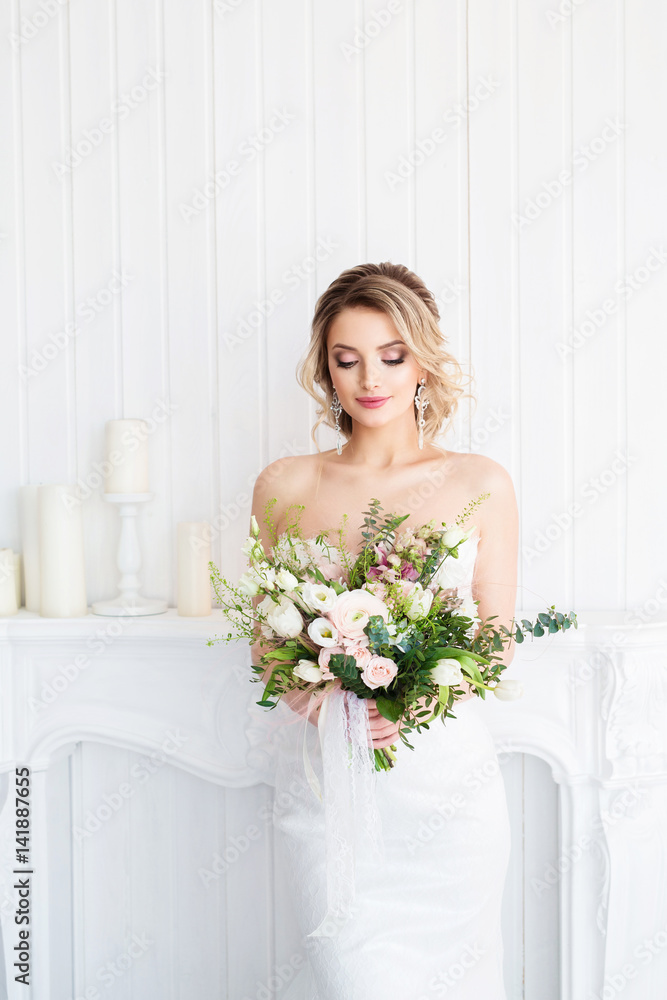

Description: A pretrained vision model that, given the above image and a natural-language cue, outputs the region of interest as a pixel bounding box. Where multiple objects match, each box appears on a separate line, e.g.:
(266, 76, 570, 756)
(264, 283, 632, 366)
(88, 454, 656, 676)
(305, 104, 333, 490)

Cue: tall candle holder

(92, 493, 167, 616)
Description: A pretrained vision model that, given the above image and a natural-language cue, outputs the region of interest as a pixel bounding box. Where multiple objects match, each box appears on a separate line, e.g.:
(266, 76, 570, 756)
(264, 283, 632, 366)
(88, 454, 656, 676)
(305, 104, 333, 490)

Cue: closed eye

(336, 358, 405, 368)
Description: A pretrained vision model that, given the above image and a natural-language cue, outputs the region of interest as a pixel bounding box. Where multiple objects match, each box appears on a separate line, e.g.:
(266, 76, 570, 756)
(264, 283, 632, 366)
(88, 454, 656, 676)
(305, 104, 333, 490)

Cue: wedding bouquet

(208, 496, 577, 771)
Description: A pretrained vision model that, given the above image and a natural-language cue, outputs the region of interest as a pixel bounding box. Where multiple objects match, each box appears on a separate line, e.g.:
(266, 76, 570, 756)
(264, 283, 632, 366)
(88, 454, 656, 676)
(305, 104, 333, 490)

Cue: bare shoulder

(443, 452, 517, 529)
(252, 453, 314, 504)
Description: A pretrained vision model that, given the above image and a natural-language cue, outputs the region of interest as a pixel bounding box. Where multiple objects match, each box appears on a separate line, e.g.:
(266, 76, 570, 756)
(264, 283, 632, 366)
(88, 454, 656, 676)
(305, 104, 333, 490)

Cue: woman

(247, 262, 518, 999)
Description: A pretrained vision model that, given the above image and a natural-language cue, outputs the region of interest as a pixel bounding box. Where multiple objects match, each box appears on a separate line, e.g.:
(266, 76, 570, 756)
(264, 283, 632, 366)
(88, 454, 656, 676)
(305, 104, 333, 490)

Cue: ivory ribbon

(301, 686, 385, 938)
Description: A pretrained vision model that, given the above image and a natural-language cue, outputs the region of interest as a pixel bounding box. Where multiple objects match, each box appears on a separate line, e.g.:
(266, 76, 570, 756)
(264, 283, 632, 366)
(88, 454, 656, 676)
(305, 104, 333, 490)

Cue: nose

(359, 362, 381, 391)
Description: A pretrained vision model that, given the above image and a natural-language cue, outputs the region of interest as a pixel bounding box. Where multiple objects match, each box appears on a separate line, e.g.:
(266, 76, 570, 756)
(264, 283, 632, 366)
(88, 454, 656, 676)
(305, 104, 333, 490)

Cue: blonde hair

(296, 261, 470, 450)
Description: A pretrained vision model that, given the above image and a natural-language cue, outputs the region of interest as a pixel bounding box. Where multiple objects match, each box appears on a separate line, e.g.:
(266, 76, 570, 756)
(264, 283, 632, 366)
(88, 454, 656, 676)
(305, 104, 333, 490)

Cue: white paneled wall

(1, 1, 665, 998)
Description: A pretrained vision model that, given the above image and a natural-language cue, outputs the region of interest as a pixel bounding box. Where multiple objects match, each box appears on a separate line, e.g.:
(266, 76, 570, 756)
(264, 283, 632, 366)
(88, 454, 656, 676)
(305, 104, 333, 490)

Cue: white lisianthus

(241, 536, 256, 557)
(404, 582, 434, 621)
(442, 526, 471, 549)
(493, 679, 524, 701)
(293, 659, 323, 683)
(307, 617, 340, 647)
(459, 595, 479, 623)
(275, 568, 299, 592)
(265, 596, 303, 639)
(250, 514, 260, 538)
(238, 569, 262, 596)
(430, 658, 464, 686)
(299, 582, 338, 614)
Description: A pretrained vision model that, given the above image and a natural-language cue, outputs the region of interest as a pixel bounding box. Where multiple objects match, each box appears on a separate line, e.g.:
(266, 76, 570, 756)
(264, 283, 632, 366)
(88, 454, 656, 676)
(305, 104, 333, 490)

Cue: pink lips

(356, 396, 390, 409)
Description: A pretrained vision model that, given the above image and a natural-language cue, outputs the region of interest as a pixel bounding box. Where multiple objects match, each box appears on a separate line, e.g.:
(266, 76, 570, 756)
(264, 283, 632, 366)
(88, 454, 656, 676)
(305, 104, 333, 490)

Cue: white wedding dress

(244, 534, 511, 1000)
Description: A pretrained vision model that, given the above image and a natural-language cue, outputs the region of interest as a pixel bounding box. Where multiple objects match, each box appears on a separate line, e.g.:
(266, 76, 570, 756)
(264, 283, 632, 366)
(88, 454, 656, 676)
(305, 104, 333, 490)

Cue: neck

(341, 416, 433, 469)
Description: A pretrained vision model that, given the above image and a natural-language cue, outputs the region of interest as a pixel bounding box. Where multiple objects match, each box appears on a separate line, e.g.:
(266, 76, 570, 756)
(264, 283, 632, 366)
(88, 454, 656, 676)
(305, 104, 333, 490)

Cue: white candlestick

(0, 549, 18, 616)
(39, 484, 88, 618)
(92, 493, 167, 617)
(13, 552, 21, 608)
(104, 419, 149, 494)
(177, 522, 212, 616)
(19, 485, 41, 612)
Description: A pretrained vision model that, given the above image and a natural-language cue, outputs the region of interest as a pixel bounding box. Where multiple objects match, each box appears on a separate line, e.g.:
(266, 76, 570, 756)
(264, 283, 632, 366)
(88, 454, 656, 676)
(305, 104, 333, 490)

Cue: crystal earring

(414, 377, 429, 450)
(331, 388, 343, 455)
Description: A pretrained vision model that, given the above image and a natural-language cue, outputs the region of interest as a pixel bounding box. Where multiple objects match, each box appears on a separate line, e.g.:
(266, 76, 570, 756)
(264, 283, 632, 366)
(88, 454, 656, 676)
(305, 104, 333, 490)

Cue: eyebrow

(331, 340, 405, 351)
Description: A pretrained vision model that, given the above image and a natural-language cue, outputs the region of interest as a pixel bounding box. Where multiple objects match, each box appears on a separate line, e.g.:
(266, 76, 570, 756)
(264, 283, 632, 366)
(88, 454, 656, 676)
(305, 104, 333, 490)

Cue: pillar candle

(19, 485, 41, 612)
(0, 549, 18, 616)
(39, 485, 87, 618)
(177, 522, 212, 616)
(104, 419, 149, 494)
(13, 552, 21, 608)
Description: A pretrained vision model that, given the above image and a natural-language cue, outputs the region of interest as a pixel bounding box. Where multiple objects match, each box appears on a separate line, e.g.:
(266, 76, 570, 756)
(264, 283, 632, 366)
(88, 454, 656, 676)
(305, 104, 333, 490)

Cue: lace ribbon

(301, 686, 385, 938)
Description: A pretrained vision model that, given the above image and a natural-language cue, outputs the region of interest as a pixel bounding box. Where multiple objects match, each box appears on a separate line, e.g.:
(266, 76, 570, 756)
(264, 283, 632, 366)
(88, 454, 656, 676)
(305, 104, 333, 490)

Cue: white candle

(19, 485, 41, 612)
(39, 485, 88, 618)
(104, 419, 149, 494)
(177, 522, 212, 616)
(0, 549, 18, 616)
(13, 552, 21, 608)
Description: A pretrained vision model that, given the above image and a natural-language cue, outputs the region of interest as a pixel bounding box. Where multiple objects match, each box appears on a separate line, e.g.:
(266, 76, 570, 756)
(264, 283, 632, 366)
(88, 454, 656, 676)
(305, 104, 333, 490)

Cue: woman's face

(326, 306, 425, 429)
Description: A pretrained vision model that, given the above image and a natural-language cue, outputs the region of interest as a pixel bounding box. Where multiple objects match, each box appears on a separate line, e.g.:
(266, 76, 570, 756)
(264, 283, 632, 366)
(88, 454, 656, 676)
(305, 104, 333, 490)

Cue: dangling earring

(331, 388, 343, 455)
(414, 377, 429, 450)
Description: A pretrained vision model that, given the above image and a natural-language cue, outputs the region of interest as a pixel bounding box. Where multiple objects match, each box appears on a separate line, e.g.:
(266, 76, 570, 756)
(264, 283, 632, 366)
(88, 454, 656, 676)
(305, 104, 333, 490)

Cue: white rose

(430, 658, 463, 685)
(493, 679, 524, 701)
(307, 617, 340, 647)
(265, 596, 303, 639)
(299, 582, 338, 613)
(293, 659, 323, 683)
(275, 568, 299, 591)
(404, 582, 434, 621)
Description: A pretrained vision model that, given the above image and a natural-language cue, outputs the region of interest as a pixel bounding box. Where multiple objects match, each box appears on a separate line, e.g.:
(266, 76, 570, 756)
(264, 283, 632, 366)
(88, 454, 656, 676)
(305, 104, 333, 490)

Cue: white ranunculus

(299, 581, 338, 614)
(404, 582, 434, 621)
(430, 658, 464, 686)
(293, 659, 323, 683)
(493, 679, 524, 701)
(275, 568, 299, 592)
(307, 617, 340, 647)
(265, 596, 303, 639)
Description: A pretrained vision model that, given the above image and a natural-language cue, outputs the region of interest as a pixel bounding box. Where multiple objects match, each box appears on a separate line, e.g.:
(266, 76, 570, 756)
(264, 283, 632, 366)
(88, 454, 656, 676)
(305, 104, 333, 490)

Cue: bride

(246, 261, 518, 999)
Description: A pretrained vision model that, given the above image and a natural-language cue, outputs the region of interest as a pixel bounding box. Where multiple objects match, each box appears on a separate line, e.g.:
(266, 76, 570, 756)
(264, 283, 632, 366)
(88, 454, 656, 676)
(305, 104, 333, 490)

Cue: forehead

(327, 307, 401, 348)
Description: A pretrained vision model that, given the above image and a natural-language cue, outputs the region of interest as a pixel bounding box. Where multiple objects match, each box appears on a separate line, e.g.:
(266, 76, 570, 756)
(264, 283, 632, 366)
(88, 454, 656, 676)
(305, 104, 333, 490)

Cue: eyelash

(336, 358, 405, 369)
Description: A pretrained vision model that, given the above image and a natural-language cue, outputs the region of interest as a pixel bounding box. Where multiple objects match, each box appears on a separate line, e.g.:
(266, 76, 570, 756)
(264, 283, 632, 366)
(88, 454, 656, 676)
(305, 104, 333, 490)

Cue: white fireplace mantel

(0, 608, 666, 999)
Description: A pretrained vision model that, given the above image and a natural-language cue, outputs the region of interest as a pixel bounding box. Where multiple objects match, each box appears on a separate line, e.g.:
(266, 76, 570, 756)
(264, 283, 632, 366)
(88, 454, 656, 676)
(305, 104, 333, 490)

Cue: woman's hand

(366, 699, 402, 748)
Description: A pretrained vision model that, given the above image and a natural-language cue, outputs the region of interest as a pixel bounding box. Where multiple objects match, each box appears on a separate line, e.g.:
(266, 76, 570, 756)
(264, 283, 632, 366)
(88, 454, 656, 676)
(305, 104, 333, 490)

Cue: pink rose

(361, 655, 398, 690)
(342, 641, 372, 669)
(318, 644, 345, 680)
(319, 561, 345, 582)
(327, 588, 390, 642)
